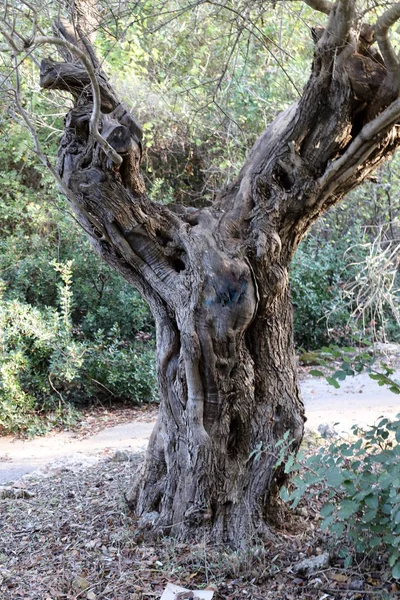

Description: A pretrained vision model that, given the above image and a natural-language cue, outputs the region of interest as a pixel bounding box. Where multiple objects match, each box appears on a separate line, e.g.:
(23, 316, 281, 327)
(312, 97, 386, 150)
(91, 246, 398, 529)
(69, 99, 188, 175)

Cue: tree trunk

(38, 0, 400, 546)
(131, 218, 305, 543)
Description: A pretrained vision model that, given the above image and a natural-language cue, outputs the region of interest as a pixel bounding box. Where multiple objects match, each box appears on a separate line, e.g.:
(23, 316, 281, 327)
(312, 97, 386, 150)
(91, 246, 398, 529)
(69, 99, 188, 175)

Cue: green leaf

(320, 503, 334, 518)
(393, 562, 400, 580)
(369, 536, 383, 548)
(331, 521, 345, 536)
(279, 487, 291, 502)
(309, 369, 325, 377)
(362, 508, 378, 523)
(369, 373, 387, 386)
(284, 454, 296, 474)
(326, 376, 340, 389)
(338, 499, 360, 519)
(321, 515, 335, 530)
(333, 370, 347, 381)
(364, 494, 379, 510)
(325, 466, 344, 487)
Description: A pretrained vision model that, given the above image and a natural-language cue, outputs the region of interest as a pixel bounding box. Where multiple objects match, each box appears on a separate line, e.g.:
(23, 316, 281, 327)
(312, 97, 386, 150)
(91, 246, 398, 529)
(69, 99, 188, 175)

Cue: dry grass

(0, 451, 396, 600)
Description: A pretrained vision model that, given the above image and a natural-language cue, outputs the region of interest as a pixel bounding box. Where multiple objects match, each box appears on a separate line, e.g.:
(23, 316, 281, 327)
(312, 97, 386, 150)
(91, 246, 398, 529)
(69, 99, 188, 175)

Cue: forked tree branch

(375, 2, 400, 76)
(304, 0, 355, 50)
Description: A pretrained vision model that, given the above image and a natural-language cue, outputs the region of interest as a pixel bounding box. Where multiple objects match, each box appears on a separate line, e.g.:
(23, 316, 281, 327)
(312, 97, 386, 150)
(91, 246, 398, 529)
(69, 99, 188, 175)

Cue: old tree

(3, 0, 400, 545)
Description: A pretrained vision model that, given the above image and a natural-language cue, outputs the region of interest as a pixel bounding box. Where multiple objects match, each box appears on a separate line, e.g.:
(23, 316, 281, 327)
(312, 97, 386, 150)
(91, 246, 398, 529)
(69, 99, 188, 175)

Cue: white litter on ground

(160, 582, 214, 599)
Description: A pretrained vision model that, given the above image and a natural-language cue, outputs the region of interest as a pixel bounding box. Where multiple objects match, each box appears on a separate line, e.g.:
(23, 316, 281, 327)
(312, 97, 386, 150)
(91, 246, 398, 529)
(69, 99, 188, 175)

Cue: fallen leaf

(72, 576, 90, 592)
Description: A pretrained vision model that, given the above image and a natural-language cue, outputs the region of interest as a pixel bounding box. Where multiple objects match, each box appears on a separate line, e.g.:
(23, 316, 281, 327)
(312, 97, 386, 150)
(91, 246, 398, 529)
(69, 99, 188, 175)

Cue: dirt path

(0, 370, 399, 485)
(301, 368, 400, 432)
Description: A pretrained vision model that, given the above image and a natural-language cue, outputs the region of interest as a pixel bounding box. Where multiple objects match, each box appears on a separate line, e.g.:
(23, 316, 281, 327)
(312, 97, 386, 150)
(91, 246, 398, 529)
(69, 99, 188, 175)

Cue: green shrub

(0, 123, 157, 434)
(306, 344, 400, 394)
(290, 237, 363, 349)
(280, 416, 400, 579)
(81, 326, 157, 404)
(0, 263, 157, 435)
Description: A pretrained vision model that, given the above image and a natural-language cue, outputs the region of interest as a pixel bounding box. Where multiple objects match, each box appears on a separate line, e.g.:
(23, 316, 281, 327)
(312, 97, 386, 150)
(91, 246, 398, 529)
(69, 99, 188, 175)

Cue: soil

(0, 447, 398, 599)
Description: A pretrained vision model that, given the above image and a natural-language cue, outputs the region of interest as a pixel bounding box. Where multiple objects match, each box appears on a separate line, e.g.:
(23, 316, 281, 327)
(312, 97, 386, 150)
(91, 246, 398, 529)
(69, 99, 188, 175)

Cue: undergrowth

(0, 262, 157, 435)
(280, 415, 400, 580)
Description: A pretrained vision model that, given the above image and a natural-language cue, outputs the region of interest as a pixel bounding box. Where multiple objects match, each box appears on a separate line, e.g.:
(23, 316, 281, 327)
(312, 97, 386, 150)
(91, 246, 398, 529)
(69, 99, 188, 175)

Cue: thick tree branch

(319, 94, 400, 194)
(303, 0, 333, 16)
(39, 60, 119, 113)
(375, 3, 400, 76)
(325, 0, 355, 47)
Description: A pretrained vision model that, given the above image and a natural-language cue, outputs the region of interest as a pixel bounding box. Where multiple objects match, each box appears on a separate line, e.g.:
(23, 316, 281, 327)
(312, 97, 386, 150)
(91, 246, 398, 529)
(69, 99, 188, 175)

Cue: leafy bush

(0, 121, 157, 434)
(290, 236, 365, 349)
(280, 416, 400, 579)
(291, 227, 400, 350)
(0, 263, 157, 435)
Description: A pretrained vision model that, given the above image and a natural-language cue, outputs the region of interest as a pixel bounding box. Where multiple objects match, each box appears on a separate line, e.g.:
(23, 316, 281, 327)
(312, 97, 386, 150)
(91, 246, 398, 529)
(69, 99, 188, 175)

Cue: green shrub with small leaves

(307, 344, 400, 394)
(290, 238, 356, 349)
(279, 416, 400, 579)
(0, 263, 157, 435)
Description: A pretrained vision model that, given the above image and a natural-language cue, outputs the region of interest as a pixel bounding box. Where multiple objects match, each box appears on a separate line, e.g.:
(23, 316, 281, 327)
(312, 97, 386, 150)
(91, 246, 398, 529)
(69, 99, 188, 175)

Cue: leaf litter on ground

(0, 446, 398, 599)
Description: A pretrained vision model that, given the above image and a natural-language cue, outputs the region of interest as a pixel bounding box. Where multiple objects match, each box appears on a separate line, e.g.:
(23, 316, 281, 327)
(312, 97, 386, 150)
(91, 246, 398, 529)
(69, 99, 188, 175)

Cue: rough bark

(38, 0, 400, 545)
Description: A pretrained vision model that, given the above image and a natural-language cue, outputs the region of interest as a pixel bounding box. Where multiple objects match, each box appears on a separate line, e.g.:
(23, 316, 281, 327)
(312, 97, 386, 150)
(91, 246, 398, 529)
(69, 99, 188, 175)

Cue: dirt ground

(0, 441, 398, 599)
(0, 359, 399, 599)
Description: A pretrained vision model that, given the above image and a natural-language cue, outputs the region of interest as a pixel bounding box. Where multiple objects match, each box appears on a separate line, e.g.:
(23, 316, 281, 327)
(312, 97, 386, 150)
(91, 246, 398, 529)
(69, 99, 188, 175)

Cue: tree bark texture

(40, 0, 400, 545)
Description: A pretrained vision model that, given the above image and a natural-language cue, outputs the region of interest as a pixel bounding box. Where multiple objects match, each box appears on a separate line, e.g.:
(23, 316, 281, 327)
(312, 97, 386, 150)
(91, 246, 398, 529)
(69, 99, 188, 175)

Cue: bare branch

(32, 36, 122, 166)
(0, 0, 122, 165)
(375, 3, 400, 75)
(0, 21, 22, 52)
(302, 0, 333, 16)
(325, 0, 356, 47)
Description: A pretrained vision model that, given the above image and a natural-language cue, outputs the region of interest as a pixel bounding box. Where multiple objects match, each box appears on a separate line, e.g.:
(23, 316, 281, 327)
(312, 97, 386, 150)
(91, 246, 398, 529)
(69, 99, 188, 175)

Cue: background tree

(1, 0, 400, 545)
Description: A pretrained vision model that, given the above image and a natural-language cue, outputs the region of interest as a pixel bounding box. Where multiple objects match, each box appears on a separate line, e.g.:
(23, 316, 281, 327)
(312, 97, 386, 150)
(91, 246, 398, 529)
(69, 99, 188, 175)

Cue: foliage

(291, 154, 400, 350)
(338, 233, 400, 342)
(279, 416, 400, 579)
(290, 237, 359, 349)
(0, 0, 399, 437)
(0, 119, 157, 433)
(86, 0, 314, 204)
(307, 344, 400, 394)
(0, 260, 157, 435)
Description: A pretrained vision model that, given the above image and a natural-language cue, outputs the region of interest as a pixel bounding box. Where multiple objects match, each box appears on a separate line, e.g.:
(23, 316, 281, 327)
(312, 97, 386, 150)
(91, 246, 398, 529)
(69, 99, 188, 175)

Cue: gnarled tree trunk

(37, 0, 400, 545)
